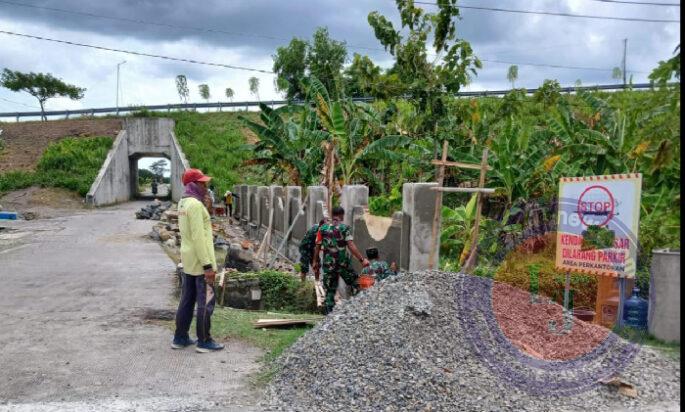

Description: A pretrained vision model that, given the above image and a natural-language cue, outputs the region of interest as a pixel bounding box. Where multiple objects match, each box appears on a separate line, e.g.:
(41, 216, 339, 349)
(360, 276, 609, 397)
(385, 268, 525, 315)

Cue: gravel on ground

(263, 271, 680, 412)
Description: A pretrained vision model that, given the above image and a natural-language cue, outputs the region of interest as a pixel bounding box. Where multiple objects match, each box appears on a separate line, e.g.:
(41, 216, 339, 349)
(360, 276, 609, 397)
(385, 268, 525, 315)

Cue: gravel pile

(264, 271, 680, 412)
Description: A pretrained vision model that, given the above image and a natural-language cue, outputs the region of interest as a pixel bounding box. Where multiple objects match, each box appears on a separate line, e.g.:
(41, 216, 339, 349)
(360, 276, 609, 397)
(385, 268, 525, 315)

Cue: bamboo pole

(461, 148, 489, 274)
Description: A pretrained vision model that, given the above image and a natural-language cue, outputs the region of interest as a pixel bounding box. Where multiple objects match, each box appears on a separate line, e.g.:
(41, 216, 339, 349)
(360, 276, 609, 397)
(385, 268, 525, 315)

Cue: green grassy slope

(0, 136, 113, 196)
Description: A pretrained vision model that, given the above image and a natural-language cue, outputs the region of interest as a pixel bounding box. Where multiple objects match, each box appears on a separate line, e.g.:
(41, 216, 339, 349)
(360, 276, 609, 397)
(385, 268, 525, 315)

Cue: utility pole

(622, 38, 627, 86)
(116, 60, 127, 114)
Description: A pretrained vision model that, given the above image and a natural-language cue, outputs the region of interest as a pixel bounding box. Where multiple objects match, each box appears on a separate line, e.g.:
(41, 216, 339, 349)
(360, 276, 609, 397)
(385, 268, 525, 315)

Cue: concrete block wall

(235, 182, 438, 272)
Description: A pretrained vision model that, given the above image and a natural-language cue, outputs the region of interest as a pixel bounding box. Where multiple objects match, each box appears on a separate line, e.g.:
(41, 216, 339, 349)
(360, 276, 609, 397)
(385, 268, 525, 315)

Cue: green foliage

(167, 111, 256, 197)
(507, 65, 518, 88)
(225, 87, 234, 101)
(175, 74, 189, 104)
(0, 136, 112, 196)
(533, 79, 562, 107)
(228, 270, 317, 313)
(198, 84, 210, 102)
(649, 44, 680, 86)
(273, 27, 348, 100)
(1, 68, 85, 120)
(368, 185, 402, 217)
(344, 53, 381, 98)
(249, 77, 260, 100)
(273, 37, 308, 100)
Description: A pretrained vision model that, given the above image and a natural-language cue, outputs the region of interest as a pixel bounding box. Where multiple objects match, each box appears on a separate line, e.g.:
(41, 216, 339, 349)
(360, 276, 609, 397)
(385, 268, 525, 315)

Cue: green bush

(228, 270, 318, 313)
(0, 136, 112, 196)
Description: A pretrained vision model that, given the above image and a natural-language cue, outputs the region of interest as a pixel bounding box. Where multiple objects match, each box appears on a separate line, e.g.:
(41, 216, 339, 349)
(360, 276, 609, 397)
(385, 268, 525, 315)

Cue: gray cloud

(0, 0, 679, 111)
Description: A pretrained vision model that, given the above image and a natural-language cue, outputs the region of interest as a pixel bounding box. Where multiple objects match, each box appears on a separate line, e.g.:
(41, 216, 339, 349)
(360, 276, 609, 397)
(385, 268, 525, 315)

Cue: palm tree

(507, 65, 518, 89)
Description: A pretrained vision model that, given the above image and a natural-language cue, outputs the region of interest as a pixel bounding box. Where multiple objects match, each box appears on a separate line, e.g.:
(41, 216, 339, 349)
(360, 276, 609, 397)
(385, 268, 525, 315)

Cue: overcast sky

(0, 0, 679, 113)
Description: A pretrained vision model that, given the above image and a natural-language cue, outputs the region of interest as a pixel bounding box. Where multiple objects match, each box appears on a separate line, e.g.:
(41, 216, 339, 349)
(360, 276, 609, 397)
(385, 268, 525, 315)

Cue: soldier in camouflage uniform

(360, 247, 398, 282)
(298, 219, 326, 282)
(312, 207, 369, 315)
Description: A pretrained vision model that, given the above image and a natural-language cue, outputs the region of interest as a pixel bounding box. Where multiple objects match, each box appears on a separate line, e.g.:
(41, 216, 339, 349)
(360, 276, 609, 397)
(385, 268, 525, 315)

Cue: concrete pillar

(239, 185, 249, 220)
(246, 185, 257, 223)
(402, 182, 440, 272)
(307, 186, 328, 228)
(340, 185, 369, 227)
(270, 186, 285, 232)
(285, 186, 302, 234)
(256, 186, 269, 228)
(648, 249, 680, 343)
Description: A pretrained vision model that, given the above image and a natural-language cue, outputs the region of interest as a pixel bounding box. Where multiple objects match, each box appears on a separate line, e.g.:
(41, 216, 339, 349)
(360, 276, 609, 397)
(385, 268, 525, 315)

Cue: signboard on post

(555, 173, 642, 278)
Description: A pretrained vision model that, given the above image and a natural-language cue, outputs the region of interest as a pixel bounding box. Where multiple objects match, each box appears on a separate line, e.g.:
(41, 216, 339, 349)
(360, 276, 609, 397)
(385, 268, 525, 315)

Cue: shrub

(0, 136, 112, 196)
(227, 270, 318, 313)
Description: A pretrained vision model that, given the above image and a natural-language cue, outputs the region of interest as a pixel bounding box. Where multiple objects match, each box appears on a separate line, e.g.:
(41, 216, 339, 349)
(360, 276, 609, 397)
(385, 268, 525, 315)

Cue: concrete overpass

(86, 118, 189, 206)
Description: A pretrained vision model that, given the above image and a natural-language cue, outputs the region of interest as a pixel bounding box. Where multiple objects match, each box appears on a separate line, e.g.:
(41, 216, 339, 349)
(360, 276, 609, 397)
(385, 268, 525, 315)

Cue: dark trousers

(174, 273, 216, 343)
(226, 203, 233, 217)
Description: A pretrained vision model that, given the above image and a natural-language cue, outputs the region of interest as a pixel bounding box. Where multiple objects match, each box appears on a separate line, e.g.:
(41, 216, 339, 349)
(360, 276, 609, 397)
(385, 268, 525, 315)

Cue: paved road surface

(0, 202, 263, 411)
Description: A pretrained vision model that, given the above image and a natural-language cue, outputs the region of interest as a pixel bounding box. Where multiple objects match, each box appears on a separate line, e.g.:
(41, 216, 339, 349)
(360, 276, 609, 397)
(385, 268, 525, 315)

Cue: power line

(412, 1, 680, 22)
(0, 0, 660, 74)
(0, 96, 39, 109)
(0, 29, 274, 74)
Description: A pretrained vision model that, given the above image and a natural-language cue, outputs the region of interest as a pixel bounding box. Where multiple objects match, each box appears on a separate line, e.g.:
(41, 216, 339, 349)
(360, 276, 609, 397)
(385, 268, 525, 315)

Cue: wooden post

(428, 140, 449, 270)
(461, 148, 489, 274)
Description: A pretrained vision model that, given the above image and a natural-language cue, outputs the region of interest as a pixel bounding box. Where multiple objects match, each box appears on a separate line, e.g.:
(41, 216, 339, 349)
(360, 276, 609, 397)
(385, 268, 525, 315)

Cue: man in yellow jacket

(172, 168, 224, 353)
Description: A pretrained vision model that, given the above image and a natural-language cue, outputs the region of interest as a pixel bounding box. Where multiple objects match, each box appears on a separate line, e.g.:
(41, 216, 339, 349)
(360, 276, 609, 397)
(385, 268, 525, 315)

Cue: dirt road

(0, 202, 263, 411)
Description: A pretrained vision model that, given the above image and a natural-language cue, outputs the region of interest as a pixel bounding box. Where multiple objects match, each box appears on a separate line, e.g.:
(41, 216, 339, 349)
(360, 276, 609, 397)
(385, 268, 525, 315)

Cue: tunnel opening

(131, 154, 171, 200)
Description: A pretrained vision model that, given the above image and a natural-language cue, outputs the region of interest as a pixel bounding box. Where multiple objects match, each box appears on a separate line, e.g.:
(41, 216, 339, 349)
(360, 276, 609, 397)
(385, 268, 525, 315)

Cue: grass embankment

(0, 136, 112, 196)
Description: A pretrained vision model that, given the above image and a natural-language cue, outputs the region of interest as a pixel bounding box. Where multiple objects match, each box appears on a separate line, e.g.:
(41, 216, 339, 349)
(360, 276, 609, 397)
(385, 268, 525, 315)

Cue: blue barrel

(623, 287, 648, 329)
(0, 211, 17, 220)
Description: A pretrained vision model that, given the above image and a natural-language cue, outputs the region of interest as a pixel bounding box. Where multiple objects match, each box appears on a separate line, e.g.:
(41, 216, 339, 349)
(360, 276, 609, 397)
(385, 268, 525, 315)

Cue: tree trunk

(39, 100, 46, 121)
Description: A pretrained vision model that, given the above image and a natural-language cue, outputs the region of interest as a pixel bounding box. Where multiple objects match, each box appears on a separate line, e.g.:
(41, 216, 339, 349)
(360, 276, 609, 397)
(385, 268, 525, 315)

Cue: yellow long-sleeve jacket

(178, 197, 217, 275)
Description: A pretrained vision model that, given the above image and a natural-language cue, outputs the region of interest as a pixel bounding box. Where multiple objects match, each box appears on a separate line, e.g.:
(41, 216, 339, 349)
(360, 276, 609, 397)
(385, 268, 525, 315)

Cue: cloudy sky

(0, 0, 679, 114)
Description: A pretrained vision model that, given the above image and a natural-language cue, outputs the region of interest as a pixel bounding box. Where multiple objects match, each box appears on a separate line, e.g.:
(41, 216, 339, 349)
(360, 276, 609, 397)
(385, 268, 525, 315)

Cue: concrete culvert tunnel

(86, 118, 189, 206)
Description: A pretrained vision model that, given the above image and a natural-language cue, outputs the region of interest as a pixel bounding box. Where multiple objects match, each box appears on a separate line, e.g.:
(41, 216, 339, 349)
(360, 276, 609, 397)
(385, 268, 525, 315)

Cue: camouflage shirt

(361, 260, 396, 281)
(298, 224, 320, 272)
(315, 220, 353, 270)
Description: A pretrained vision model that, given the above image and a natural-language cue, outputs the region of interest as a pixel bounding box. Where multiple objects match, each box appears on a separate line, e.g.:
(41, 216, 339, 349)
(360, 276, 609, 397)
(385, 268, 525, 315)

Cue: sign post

(555, 173, 642, 328)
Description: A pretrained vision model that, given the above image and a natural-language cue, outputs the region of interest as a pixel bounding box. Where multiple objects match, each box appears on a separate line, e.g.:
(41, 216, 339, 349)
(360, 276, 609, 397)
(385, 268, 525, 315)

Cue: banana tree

(240, 103, 326, 186)
(307, 76, 418, 186)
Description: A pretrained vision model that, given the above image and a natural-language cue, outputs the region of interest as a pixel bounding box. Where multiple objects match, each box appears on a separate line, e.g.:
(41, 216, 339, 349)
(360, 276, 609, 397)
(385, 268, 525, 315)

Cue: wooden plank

(431, 187, 495, 194)
(462, 148, 489, 274)
(428, 140, 449, 270)
(431, 160, 492, 171)
(252, 318, 314, 328)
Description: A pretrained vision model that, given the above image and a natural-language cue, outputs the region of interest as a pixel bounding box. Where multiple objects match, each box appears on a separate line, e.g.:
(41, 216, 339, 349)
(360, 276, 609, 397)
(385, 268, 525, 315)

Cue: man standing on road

(312, 207, 369, 315)
(172, 168, 224, 353)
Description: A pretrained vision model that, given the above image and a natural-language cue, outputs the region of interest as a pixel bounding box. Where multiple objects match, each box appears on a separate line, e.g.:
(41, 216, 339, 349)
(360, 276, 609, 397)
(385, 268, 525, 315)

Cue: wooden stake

(461, 148, 489, 274)
(428, 140, 449, 270)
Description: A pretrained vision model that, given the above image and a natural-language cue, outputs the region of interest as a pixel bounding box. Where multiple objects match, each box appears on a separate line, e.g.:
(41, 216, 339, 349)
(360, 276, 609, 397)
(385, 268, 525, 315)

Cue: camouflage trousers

(322, 265, 358, 315)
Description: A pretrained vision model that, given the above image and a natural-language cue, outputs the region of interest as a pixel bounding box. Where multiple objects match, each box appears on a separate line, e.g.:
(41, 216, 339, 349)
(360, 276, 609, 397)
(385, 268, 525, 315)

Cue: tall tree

(198, 84, 210, 103)
(249, 77, 260, 101)
(273, 37, 308, 100)
(272, 27, 347, 100)
(306, 27, 347, 99)
(367, 0, 481, 157)
(0, 69, 85, 121)
(149, 159, 169, 179)
(175, 74, 189, 104)
(507, 65, 518, 88)
(344, 53, 381, 97)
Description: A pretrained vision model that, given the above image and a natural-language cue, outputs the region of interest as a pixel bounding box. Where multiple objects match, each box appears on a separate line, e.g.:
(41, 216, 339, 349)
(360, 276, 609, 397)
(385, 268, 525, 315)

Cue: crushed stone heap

(264, 271, 680, 412)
